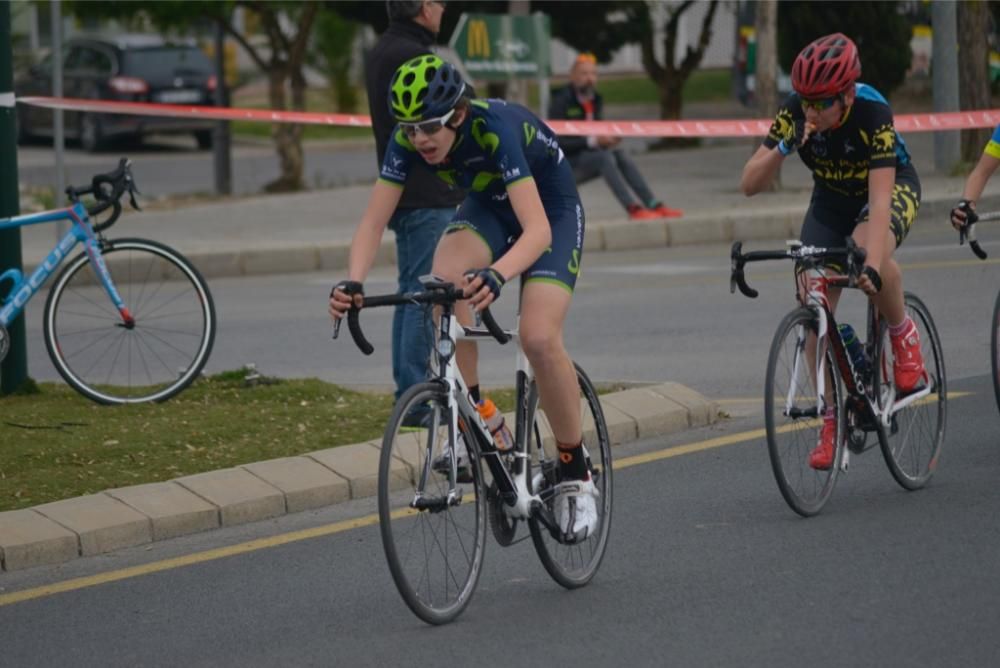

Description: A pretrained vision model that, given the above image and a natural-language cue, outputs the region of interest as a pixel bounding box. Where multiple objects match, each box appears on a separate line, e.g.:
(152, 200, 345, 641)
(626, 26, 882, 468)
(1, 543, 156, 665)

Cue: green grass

(0, 372, 517, 512)
(596, 68, 733, 105)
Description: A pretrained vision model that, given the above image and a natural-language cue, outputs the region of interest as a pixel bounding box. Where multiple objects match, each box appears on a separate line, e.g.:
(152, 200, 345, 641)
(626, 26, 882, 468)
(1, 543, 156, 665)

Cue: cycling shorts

(800, 163, 921, 271)
(445, 194, 585, 293)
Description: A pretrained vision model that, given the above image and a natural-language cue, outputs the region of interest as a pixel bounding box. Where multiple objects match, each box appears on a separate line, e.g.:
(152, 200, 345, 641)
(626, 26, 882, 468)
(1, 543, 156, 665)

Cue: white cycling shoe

(554, 476, 599, 544)
(431, 433, 472, 483)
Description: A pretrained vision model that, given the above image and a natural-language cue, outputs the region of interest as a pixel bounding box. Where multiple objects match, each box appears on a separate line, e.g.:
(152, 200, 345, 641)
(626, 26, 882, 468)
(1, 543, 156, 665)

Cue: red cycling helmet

(791, 33, 861, 99)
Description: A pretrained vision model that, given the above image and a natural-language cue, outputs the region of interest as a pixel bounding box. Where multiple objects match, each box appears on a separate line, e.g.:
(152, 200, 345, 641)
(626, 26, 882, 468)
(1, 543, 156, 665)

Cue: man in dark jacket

(549, 53, 683, 220)
(366, 0, 463, 425)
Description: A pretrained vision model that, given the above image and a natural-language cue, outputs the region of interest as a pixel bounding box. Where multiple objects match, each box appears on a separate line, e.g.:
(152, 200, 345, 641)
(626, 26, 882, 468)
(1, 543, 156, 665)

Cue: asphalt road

(0, 372, 996, 666)
(22, 220, 1000, 405)
(4, 226, 999, 666)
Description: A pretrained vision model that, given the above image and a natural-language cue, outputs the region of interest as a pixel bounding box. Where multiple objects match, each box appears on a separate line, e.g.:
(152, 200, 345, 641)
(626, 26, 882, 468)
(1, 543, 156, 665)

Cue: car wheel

(194, 130, 213, 150)
(79, 113, 105, 152)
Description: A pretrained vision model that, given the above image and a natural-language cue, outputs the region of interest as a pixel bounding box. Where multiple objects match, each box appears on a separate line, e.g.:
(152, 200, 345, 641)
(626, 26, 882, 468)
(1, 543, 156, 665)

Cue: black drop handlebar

(333, 279, 511, 355)
(957, 210, 1000, 261)
(66, 157, 142, 232)
(730, 238, 867, 299)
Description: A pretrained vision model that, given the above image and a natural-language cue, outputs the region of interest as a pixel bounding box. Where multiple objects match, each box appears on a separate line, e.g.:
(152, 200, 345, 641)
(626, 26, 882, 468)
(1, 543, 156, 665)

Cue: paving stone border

(0, 382, 719, 572)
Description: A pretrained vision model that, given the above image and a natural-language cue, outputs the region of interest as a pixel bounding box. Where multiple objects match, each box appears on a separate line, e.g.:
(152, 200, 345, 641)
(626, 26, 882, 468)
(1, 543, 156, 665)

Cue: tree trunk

(264, 66, 304, 193)
(958, 1, 991, 163)
(755, 0, 780, 190)
(647, 0, 719, 149)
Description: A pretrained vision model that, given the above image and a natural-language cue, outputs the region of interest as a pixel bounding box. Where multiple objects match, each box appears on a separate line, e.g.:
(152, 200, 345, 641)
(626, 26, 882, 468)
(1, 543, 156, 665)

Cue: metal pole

(0, 0, 28, 393)
(212, 20, 232, 195)
(53, 0, 66, 225)
(931, 0, 960, 173)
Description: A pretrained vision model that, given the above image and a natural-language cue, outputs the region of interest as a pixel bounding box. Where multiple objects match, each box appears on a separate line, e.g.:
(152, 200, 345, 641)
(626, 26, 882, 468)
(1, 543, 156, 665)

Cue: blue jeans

(388, 207, 453, 402)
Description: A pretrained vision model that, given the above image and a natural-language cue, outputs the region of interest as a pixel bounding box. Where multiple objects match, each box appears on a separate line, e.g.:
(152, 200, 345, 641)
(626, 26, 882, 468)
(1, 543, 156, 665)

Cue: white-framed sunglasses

(399, 108, 456, 138)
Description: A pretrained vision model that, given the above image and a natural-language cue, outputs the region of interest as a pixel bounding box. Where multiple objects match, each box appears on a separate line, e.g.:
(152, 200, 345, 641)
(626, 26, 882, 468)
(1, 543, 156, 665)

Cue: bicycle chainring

(0, 325, 8, 363)
(487, 482, 518, 546)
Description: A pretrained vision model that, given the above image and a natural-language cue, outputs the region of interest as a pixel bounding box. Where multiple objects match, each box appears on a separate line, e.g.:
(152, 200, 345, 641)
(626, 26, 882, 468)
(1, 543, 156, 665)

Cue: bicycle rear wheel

(765, 308, 843, 517)
(378, 383, 486, 625)
(43, 238, 215, 404)
(992, 290, 1000, 415)
(528, 363, 613, 589)
(875, 293, 946, 490)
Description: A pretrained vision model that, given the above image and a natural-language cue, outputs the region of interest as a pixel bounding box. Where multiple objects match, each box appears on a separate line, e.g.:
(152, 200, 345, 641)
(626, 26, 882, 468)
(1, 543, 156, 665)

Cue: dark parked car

(16, 34, 218, 151)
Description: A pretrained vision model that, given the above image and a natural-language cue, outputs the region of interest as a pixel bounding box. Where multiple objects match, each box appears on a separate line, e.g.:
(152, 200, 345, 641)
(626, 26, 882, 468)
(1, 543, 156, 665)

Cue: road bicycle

(730, 239, 946, 516)
(337, 276, 612, 625)
(0, 158, 216, 404)
(956, 208, 1000, 413)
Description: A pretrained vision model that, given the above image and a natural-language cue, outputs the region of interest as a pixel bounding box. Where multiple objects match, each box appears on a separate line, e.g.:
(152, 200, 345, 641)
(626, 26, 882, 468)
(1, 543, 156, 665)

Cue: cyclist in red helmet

(740, 32, 925, 471)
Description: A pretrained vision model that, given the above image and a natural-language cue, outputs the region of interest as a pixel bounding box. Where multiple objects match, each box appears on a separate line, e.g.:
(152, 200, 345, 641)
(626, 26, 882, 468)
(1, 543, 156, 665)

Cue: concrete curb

(73, 192, 990, 282)
(0, 382, 719, 571)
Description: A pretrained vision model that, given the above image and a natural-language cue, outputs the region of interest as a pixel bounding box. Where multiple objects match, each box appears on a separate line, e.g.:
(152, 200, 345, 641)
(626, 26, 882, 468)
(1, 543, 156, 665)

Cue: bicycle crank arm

(887, 384, 932, 422)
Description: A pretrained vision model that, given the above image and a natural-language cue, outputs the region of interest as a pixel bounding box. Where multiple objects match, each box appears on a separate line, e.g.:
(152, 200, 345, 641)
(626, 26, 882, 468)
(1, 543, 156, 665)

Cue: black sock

(469, 385, 481, 404)
(557, 441, 589, 481)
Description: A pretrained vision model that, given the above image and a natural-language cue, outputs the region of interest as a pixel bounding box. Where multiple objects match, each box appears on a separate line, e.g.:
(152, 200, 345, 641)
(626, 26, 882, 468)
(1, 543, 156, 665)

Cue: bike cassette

(487, 482, 518, 546)
(0, 325, 8, 363)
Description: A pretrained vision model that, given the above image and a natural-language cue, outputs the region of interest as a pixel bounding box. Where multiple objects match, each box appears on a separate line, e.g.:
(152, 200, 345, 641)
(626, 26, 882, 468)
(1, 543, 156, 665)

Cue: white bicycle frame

(437, 310, 546, 521)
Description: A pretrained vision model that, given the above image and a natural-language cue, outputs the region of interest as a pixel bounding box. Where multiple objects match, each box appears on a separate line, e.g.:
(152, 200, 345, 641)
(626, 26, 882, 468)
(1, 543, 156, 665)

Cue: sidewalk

(18, 131, 993, 278)
(3, 132, 992, 573)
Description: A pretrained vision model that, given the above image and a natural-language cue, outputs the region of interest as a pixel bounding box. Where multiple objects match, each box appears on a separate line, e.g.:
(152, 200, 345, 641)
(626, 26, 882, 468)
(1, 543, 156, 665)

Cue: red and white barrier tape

(18, 96, 1000, 138)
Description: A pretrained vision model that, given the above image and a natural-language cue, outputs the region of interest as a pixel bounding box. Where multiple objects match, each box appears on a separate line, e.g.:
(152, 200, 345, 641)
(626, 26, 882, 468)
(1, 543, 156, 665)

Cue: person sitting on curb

(548, 52, 683, 221)
(950, 123, 1000, 232)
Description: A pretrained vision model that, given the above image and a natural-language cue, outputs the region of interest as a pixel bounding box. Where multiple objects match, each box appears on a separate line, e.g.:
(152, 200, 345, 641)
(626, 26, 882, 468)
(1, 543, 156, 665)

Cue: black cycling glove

(862, 266, 883, 294)
(778, 120, 807, 156)
(951, 200, 978, 227)
(331, 280, 363, 302)
(465, 268, 506, 301)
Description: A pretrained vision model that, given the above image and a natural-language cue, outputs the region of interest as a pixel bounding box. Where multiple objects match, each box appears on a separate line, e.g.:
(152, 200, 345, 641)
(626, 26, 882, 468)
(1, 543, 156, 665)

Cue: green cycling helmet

(389, 54, 466, 122)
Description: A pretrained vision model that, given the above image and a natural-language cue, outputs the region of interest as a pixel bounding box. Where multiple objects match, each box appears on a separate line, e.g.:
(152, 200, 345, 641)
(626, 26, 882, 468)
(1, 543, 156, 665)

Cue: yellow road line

(0, 390, 973, 608)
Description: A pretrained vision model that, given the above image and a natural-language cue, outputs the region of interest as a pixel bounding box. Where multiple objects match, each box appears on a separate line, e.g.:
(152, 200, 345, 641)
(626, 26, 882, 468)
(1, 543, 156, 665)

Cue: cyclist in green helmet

(330, 54, 597, 543)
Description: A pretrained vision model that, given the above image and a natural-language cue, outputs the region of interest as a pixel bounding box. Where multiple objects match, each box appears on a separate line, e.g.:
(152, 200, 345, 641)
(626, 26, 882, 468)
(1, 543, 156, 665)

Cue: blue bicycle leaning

(0, 158, 215, 404)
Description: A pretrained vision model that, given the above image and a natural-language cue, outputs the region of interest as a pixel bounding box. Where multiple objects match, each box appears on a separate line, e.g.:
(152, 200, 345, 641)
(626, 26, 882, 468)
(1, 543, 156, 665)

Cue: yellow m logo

(468, 20, 490, 58)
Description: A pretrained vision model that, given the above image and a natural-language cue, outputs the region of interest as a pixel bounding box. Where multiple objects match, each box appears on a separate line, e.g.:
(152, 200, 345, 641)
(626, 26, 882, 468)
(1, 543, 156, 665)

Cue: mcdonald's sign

(468, 19, 490, 58)
(450, 12, 551, 81)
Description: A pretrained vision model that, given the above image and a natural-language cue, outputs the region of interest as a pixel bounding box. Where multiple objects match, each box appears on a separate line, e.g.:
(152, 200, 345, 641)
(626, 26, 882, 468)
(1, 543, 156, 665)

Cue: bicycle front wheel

(378, 383, 487, 625)
(875, 293, 946, 490)
(528, 363, 613, 589)
(765, 308, 843, 517)
(992, 290, 1000, 415)
(43, 238, 215, 404)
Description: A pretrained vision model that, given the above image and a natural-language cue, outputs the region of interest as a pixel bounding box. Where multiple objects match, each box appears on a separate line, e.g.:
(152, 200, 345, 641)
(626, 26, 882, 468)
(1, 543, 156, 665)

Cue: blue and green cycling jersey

(985, 124, 1000, 160)
(379, 98, 579, 210)
(379, 98, 585, 292)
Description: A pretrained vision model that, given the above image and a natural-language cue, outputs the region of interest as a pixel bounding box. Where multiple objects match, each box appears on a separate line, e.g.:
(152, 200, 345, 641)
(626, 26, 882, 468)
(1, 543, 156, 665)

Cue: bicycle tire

(875, 293, 947, 490)
(43, 238, 215, 405)
(378, 382, 487, 625)
(764, 307, 843, 517)
(528, 363, 613, 589)
(992, 290, 1000, 415)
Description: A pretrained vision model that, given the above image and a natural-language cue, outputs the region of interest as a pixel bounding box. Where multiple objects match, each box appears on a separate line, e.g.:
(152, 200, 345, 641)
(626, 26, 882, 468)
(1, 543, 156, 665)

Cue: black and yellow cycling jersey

(763, 84, 912, 199)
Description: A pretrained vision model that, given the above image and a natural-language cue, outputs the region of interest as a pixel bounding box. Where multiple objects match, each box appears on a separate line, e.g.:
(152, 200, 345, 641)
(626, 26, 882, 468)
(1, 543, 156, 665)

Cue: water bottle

(838, 323, 869, 376)
(477, 398, 514, 452)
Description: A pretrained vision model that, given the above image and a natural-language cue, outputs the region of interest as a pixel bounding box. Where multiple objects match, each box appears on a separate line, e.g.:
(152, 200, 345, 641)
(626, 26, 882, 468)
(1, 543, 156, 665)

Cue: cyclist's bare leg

(431, 228, 492, 388)
(519, 282, 581, 445)
(852, 222, 905, 326)
(800, 280, 843, 409)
